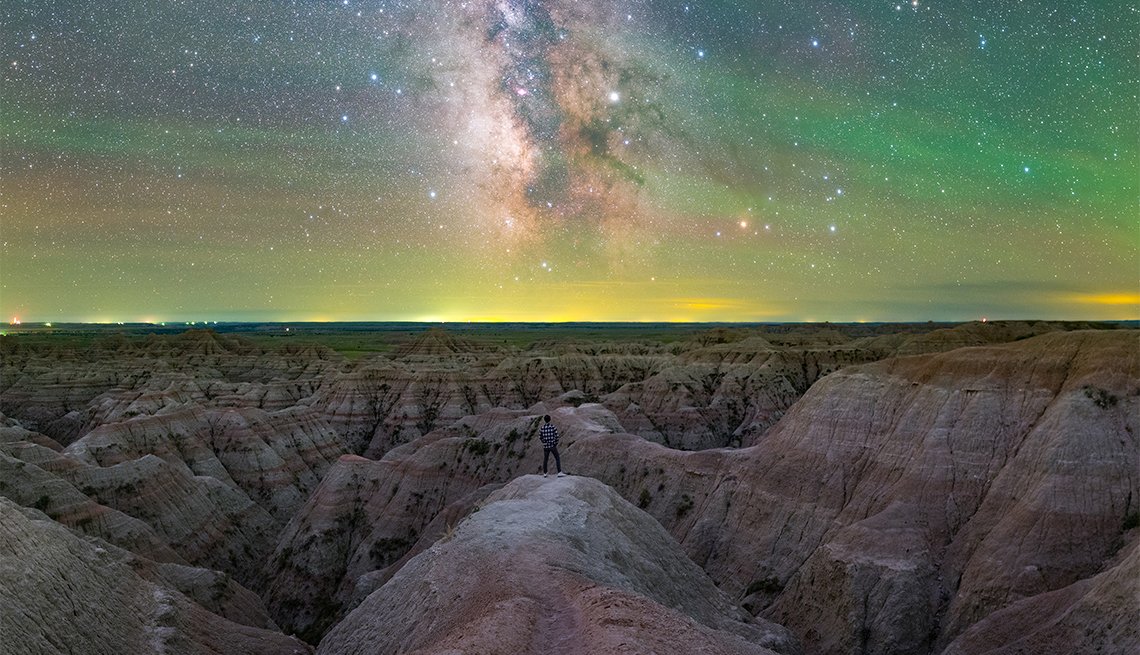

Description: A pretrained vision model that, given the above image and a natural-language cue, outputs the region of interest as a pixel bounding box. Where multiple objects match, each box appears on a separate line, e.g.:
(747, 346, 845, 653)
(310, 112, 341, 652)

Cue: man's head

(543, 414, 551, 423)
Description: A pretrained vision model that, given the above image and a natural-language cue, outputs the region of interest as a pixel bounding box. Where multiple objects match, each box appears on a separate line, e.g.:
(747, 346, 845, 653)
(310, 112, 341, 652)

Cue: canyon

(1, 321, 1136, 654)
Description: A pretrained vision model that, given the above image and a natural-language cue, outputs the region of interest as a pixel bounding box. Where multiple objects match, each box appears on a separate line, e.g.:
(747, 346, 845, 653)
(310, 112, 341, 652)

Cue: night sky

(2, 1, 1136, 322)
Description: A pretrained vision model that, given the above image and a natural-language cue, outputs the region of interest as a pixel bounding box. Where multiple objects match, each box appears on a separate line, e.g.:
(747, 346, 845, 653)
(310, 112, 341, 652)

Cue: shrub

(745, 577, 784, 595)
(463, 438, 491, 456)
(675, 494, 694, 518)
(1083, 385, 1119, 409)
(638, 488, 652, 509)
(369, 536, 413, 567)
(1124, 511, 1140, 531)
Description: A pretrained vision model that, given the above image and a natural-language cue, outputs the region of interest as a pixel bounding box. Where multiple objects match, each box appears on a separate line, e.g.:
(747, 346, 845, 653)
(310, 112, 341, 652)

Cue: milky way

(1, 1, 1136, 322)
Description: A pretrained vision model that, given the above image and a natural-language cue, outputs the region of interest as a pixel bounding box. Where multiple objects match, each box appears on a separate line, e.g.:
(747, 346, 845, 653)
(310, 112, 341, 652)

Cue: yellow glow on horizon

(682, 302, 731, 311)
(1071, 292, 1140, 306)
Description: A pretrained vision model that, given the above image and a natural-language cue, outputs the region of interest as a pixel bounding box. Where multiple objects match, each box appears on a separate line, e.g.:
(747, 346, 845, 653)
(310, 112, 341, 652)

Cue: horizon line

(4, 318, 1137, 328)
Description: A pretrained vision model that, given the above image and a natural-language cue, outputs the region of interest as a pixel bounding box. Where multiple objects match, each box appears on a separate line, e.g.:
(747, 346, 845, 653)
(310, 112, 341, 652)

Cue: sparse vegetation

(3, 321, 1136, 651)
(745, 577, 784, 595)
(463, 438, 491, 456)
(210, 573, 230, 601)
(369, 536, 413, 567)
(638, 488, 652, 509)
(675, 494, 694, 518)
(1083, 385, 1119, 409)
(1123, 511, 1140, 532)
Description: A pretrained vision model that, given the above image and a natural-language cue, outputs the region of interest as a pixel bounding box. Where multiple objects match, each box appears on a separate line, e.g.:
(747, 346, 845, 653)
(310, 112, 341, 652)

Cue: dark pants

(543, 446, 561, 474)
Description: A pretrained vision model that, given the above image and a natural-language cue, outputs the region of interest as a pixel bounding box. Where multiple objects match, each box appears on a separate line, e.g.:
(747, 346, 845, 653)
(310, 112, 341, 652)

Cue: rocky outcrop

(0, 405, 349, 588)
(2, 324, 1133, 654)
(573, 330, 1139, 654)
(263, 330, 1137, 652)
(761, 330, 1137, 654)
(0, 497, 310, 655)
(316, 475, 797, 655)
(67, 405, 348, 523)
(3, 322, 1103, 456)
(940, 535, 1139, 654)
(261, 408, 557, 642)
(603, 342, 880, 450)
(0, 330, 342, 445)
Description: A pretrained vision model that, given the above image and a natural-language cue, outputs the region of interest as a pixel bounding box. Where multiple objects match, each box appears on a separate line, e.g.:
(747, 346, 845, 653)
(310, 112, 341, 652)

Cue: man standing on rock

(540, 415, 565, 477)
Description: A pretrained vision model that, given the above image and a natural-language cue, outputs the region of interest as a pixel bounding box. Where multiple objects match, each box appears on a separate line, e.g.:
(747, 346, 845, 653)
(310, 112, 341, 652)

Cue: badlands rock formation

(940, 535, 1139, 654)
(1, 322, 1135, 654)
(0, 497, 310, 655)
(267, 329, 1137, 653)
(0, 403, 348, 588)
(316, 474, 797, 655)
(576, 330, 1140, 654)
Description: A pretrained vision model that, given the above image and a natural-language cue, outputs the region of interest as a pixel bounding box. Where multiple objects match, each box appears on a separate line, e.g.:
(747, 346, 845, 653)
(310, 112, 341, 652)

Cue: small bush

(1083, 385, 1119, 409)
(675, 494, 694, 518)
(463, 438, 491, 456)
(1124, 511, 1140, 531)
(745, 577, 784, 595)
(32, 495, 50, 512)
(370, 536, 413, 566)
(638, 488, 652, 509)
(210, 573, 230, 601)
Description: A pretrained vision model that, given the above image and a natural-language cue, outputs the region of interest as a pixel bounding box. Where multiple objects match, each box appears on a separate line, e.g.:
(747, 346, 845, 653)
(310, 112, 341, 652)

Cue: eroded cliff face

(1, 403, 349, 589)
(576, 330, 1139, 654)
(5, 322, 1051, 458)
(0, 330, 341, 446)
(0, 497, 311, 655)
(1, 323, 1135, 654)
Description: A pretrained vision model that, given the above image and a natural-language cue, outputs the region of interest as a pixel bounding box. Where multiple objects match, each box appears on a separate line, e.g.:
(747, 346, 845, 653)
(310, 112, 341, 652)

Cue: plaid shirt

(540, 422, 559, 449)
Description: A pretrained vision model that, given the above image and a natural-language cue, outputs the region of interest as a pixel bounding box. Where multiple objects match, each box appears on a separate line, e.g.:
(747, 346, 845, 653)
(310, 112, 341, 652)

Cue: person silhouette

(539, 414, 564, 477)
